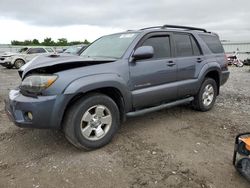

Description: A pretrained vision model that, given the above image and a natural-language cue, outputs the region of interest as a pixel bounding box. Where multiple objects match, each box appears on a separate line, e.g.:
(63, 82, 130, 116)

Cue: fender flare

(63, 73, 132, 111)
(196, 62, 221, 92)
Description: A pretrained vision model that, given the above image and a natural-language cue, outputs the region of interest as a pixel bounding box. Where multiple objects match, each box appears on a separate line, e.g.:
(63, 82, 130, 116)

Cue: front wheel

(63, 93, 120, 150)
(192, 78, 218, 112)
(14, 59, 25, 69)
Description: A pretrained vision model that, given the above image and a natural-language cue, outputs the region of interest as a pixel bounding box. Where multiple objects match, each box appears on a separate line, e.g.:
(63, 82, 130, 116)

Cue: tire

(192, 78, 218, 112)
(63, 93, 120, 150)
(14, 59, 25, 69)
(5, 64, 13, 69)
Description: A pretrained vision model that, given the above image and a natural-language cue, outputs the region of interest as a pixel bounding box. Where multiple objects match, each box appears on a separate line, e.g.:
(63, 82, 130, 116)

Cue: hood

(1, 52, 19, 57)
(20, 53, 117, 78)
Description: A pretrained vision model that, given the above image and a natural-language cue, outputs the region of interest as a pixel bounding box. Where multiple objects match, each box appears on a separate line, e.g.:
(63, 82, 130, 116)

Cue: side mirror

(132, 46, 154, 60)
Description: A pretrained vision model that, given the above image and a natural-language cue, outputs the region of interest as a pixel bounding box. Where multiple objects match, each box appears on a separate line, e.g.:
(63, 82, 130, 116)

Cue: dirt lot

(0, 66, 250, 188)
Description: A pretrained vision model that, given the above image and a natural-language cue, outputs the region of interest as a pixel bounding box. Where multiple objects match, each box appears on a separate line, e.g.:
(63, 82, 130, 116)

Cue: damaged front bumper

(5, 89, 61, 129)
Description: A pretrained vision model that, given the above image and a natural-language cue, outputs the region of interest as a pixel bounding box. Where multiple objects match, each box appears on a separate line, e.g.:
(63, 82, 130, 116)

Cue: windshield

(80, 33, 138, 59)
(18, 47, 28, 53)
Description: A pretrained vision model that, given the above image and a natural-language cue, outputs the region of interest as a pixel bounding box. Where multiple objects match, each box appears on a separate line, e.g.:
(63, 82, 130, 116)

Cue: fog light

(27, 112, 33, 120)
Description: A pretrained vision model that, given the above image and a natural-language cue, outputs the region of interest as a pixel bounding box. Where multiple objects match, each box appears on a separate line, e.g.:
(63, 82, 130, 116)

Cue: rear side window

(37, 48, 46, 53)
(174, 34, 193, 57)
(142, 36, 171, 59)
(190, 36, 201, 56)
(199, 34, 224, 54)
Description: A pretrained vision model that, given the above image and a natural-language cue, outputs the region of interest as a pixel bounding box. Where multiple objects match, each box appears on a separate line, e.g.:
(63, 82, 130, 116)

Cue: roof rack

(140, 25, 207, 33)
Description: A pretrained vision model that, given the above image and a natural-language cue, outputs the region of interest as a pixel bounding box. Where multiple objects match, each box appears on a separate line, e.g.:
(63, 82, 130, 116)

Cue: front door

(129, 32, 178, 108)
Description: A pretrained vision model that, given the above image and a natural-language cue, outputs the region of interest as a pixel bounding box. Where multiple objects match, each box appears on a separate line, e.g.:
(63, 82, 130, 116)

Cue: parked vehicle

(0, 47, 55, 69)
(227, 52, 244, 67)
(5, 25, 230, 149)
(244, 58, 250, 66)
(64, 44, 88, 55)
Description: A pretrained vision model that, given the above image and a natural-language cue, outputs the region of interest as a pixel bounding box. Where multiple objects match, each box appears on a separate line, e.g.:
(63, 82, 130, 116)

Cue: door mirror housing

(132, 46, 154, 60)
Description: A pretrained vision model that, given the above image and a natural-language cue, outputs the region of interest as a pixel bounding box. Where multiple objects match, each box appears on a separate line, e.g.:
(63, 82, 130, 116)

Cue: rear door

(173, 33, 203, 97)
(130, 32, 178, 108)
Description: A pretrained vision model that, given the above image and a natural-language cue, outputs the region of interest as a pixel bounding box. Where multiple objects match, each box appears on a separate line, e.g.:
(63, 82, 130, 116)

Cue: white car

(0, 47, 55, 69)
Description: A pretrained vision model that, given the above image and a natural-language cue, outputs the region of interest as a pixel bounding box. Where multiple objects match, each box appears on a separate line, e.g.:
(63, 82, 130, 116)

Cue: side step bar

(126, 97, 194, 118)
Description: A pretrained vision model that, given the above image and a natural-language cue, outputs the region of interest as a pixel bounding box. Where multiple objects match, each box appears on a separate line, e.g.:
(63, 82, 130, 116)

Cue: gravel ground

(0, 66, 250, 188)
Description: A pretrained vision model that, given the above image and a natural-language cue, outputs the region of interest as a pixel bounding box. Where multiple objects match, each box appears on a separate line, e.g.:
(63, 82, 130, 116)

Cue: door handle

(197, 58, 203, 63)
(167, 60, 176, 67)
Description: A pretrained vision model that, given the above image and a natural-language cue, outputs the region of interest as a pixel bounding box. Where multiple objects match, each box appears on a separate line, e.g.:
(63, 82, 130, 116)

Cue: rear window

(175, 34, 193, 57)
(199, 34, 224, 54)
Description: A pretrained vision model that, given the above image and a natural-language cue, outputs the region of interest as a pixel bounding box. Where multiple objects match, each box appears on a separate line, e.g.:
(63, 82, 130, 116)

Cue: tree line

(11, 38, 90, 46)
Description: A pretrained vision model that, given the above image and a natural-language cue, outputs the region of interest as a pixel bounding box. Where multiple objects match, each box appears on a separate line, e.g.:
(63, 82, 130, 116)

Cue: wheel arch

(12, 57, 26, 65)
(60, 86, 128, 129)
(204, 70, 220, 95)
(198, 63, 221, 95)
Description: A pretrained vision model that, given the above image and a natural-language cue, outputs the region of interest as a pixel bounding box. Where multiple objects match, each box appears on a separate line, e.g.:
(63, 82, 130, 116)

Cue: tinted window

(27, 48, 46, 54)
(45, 48, 54, 52)
(142, 36, 171, 59)
(174, 34, 193, 57)
(199, 34, 224, 54)
(190, 36, 201, 56)
(37, 48, 46, 53)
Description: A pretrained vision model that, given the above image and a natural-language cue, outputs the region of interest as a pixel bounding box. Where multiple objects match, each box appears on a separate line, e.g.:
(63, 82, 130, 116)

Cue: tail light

(224, 54, 229, 70)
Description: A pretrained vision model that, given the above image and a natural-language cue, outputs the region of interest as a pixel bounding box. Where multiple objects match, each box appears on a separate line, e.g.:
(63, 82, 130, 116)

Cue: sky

(0, 0, 250, 44)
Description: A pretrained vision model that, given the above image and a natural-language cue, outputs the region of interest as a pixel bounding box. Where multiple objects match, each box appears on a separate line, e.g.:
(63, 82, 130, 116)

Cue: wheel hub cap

(202, 84, 214, 106)
(80, 105, 112, 141)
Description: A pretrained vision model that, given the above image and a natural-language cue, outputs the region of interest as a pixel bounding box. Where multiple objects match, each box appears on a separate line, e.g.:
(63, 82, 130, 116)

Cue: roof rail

(162, 25, 207, 32)
(140, 25, 207, 33)
(140, 26, 163, 30)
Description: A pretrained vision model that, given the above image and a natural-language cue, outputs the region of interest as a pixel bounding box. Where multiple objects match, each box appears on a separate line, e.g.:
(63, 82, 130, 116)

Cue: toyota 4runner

(5, 25, 230, 149)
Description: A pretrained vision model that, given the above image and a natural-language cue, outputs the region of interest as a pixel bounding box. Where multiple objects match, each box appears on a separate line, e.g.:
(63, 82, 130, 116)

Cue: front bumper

(0, 60, 12, 67)
(5, 90, 62, 129)
(220, 70, 230, 86)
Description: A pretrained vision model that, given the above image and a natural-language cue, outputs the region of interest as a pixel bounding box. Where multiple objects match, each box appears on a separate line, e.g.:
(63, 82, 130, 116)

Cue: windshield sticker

(119, 34, 135, 38)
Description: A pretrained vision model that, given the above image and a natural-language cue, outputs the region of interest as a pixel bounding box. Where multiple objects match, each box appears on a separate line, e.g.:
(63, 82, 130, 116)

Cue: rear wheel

(192, 78, 218, 111)
(63, 93, 120, 150)
(14, 59, 25, 69)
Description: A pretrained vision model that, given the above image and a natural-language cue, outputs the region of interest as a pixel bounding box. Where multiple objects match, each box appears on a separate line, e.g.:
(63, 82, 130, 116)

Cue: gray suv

(5, 25, 230, 149)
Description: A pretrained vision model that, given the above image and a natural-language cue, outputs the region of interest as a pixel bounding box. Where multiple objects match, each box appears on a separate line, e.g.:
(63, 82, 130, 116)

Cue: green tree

(32, 39, 40, 45)
(10, 38, 91, 46)
(83, 39, 90, 44)
(57, 38, 68, 46)
(23, 40, 32, 45)
(42, 37, 55, 46)
(11, 40, 21, 45)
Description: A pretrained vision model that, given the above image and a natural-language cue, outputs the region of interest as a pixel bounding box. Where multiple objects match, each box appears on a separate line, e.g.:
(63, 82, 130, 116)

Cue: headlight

(4, 56, 12, 61)
(20, 75, 58, 93)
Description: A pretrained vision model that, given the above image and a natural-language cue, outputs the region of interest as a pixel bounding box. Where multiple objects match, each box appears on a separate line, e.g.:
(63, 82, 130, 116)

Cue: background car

(0, 47, 55, 69)
(63, 44, 87, 55)
(244, 58, 250, 65)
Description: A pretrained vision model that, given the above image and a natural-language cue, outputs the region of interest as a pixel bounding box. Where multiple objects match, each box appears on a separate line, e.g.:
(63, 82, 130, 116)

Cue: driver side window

(141, 36, 171, 59)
